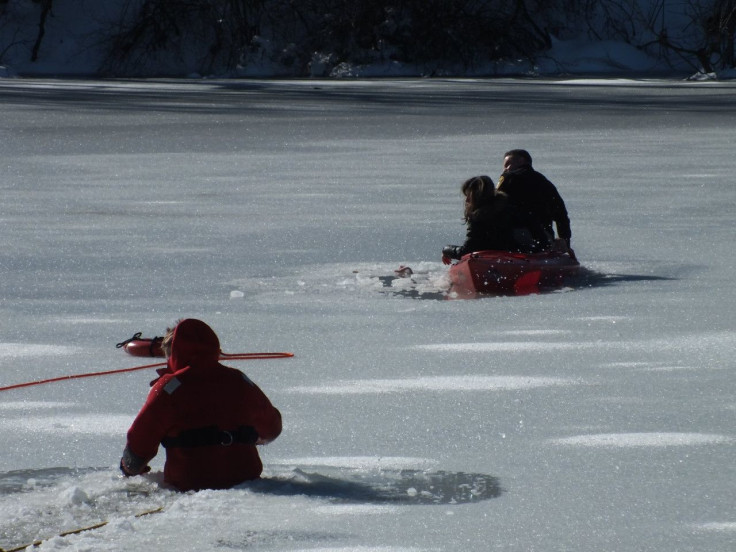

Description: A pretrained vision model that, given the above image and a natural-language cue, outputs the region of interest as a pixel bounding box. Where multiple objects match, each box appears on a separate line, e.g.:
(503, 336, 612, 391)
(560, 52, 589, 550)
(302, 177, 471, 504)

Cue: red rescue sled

(448, 249, 580, 298)
(116, 333, 295, 361)
(116, 334, 165, 357)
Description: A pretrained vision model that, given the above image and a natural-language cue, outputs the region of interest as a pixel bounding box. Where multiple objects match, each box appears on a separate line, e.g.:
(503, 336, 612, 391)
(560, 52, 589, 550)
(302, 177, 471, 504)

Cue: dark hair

(503, 149, 533, 166)
(461, 175, 496, 222)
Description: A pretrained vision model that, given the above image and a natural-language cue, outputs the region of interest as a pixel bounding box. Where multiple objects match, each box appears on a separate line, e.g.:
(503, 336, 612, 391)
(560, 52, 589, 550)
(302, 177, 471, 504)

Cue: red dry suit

(121, 319, 282, 491)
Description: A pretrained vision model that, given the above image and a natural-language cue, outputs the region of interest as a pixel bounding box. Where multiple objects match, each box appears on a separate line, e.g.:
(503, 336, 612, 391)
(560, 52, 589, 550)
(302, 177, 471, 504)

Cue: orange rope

(0, 352, 293, 393)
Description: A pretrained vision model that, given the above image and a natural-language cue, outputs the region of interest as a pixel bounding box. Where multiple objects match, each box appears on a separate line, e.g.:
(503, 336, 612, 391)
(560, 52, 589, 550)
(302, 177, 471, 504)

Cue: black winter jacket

(496, 165, 571, 242)
(445, 196, 550, 259)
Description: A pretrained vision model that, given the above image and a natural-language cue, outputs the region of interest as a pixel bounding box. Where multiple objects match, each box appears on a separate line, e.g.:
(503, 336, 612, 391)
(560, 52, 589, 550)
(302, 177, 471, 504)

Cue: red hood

(168, 319, 220, 373)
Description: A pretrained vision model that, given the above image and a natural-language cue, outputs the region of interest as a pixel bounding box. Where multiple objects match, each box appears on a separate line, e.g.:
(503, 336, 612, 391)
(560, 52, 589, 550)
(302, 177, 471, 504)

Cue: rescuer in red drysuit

(120, 318, 282, 491)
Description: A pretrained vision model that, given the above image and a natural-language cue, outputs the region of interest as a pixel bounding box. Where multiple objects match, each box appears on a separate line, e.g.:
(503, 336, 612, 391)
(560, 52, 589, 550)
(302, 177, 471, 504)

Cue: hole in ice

(247, 464, 503, 505)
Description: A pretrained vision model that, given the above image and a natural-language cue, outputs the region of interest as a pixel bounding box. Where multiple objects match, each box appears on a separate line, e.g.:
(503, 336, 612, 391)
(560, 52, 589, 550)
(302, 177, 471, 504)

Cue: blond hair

(160, 319, 184, 358)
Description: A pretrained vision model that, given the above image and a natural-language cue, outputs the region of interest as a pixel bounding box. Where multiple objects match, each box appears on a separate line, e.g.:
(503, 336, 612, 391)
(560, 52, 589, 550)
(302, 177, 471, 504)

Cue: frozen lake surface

(1, 78, 735, 551)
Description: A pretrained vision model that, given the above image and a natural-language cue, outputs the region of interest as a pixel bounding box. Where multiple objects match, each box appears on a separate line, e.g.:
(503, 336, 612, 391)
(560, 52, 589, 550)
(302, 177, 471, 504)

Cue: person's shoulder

(531, 168, 555, 184)
(497, 171, 518, 193)
(150, 372, 184, 397)
(495, 194, 519, 213)
(214, 364, 258, 386)
(468, 205, 497, 222)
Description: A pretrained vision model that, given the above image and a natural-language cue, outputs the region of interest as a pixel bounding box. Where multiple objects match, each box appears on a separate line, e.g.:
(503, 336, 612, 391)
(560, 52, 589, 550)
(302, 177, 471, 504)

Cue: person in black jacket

(497, 149, 572, 249)
(442, 175, 550, 264)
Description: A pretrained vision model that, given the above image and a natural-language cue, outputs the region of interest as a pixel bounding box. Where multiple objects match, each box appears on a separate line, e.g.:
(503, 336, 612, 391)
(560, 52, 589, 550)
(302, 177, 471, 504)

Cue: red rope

(0, 352, 294, 393)
(0, 361, 165, 393)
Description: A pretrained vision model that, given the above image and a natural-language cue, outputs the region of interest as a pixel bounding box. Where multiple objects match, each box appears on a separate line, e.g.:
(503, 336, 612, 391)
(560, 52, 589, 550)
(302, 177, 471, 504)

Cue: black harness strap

(148, 336, 163, 356)
(115, 332, 143, 349)
(161, 425, 258, 448)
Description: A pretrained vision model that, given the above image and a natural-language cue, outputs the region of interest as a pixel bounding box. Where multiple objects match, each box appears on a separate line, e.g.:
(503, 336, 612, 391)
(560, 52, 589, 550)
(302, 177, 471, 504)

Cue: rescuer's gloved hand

(120, 446, 151, 476)
(442, 245, 461, 264)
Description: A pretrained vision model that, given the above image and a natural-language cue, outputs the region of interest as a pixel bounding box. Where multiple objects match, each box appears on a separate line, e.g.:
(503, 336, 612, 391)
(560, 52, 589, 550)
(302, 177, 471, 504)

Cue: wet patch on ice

(0, 343, 80, 358)
(0, 413, 132, 435)
(549, 432, 734, 448)
(248, 464, 502, 505)
(285, 375, 579, 394)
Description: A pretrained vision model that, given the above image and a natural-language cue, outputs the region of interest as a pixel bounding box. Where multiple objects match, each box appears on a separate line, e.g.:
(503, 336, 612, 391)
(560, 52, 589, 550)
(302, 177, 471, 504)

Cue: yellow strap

(0, 506, 164, 551)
